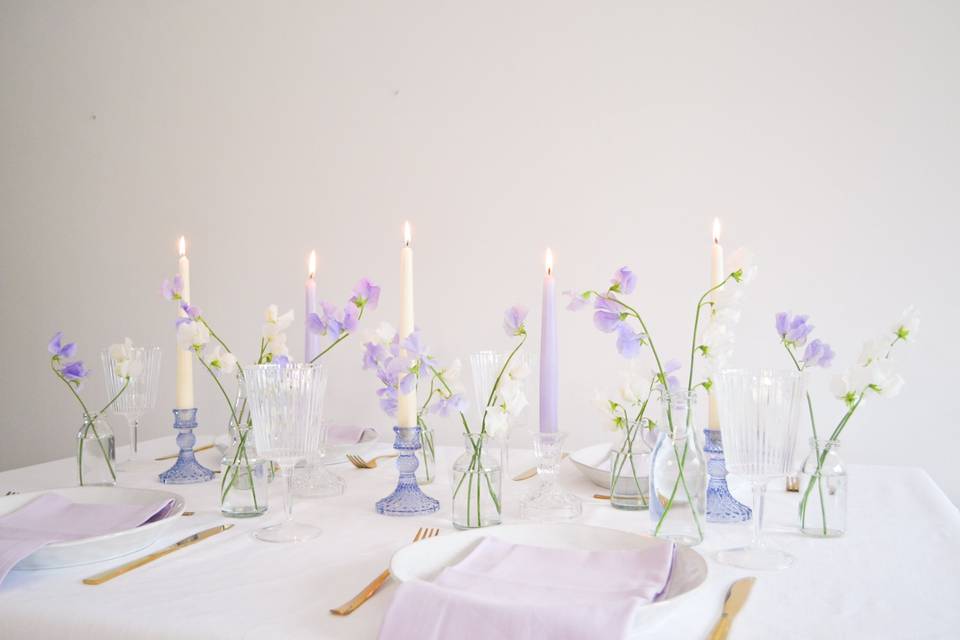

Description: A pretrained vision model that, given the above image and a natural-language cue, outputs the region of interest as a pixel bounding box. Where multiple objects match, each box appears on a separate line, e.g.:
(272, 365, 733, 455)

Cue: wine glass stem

(129, 418, 140, 460)
(281, 465, 295, 524)
(751, 481, 766, 548)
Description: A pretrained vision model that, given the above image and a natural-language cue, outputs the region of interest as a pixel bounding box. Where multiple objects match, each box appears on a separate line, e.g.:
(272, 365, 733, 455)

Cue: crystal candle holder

(519, 431, 581, 521)
(704, 428, 751, 523)
(159, 408, 215, 484)
(376, 426, 440, 516)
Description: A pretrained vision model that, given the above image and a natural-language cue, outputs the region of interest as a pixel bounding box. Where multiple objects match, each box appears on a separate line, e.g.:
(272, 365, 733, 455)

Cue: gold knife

(707, 577, 756, 640)
(512, 453, 569, 481)
(83, 524, 234, 585)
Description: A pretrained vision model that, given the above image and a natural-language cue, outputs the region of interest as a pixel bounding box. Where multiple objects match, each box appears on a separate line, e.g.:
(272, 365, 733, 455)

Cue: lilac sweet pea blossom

(563, 290, 590, 311)
(431, 393, 468, 417)
(342, 305, 359, 333)
(610, 267, 637, 295)
(48, 332, 77, 359)
(161, 275, 184, 301)
(616, 324, 644, 359)
(776, 313, 814, 346)
(593, 297, 622, 333)
(350, 278, 381, 310)
(503, 306, 528, 336)
(180, 302, 201, 320)
(60, 360, 89, 382)
(802, 339, 835, 368)
(362, 342, 388, 370)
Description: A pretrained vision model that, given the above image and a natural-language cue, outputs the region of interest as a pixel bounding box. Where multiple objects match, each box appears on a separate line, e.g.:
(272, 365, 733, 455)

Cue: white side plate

(570, 443, 614, 488)
(390, 523, 708, 606)
(0, 486, 185, 570)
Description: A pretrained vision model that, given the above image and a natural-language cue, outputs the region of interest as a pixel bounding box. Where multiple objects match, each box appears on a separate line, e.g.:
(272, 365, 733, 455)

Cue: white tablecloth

(0, 438, 958, 639)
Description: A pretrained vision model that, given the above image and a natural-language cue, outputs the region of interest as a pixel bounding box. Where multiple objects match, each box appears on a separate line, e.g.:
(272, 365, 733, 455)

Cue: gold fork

(346, 453, 399, 469)
(330, 527, 439, 616)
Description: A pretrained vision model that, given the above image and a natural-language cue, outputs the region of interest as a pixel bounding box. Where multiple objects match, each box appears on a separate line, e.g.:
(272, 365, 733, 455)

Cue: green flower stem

(53, 358, 117, 484)
(598, 294, 703, 539)
(308, 307, 365, 364)
(685, 276, 734, 394)
(479, 334, 527, 433)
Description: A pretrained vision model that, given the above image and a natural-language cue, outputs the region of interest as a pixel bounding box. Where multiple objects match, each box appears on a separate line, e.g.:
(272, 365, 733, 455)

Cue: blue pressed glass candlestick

(159, 408, 215, 484)
(704, 428, 751, 523)
(376, 426, 439, 516)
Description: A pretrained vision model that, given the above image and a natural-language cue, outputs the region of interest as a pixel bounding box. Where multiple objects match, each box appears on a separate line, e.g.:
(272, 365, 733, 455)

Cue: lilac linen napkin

(0, 493, 175, 586)
(379, 536, 677, 640)
(326, 425, 377, 445)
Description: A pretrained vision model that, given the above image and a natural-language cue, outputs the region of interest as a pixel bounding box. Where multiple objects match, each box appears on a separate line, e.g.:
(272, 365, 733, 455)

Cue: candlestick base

(704, 428, 751, 523)
(292, 455, 346, 498)
(159, 408, 215, 484)
(376, 426, 440, 516)
(520, 431, 582, 522)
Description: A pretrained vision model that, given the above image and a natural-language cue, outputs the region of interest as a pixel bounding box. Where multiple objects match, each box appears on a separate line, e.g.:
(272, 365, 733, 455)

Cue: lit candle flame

(403, 221, 411, 247)
(545, 248, 554, 276)
(308, 250, 316, 279)
(178, 236, 186, 257)
(712, 218, 721, 245)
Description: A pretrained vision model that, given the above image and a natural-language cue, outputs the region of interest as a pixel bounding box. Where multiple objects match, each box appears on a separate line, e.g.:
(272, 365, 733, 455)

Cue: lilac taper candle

(539, 248, 558, 433)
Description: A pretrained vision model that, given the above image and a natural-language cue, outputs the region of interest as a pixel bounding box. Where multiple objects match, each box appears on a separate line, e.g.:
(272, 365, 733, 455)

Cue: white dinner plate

(570, 443, 614, 488)
(0, 486, 185, 570)
(390, 523, 708, 606)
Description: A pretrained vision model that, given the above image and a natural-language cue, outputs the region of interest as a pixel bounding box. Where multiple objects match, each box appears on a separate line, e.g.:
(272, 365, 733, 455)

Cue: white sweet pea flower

(262, 306, 295, 338)
(507, 358, 531, 381)
(851, 360, 903, 398)
(892, 305, 920, 342)
(499, 380, 528, 417)
(376, 322, 397, 344)
(203, 344, 238, 375)
(830, 373, 851, 400)
(619, 369, 651, 407)
(857, 338, 888, 367)
(177, 321, 210, 352)
(699, 320, 735, 363)
(108, 337, 143, 379)
(728, 248, 758, 285)
(444, 358, 462, 383)
(265, 333, 289, 359)
(109, 337, 134, 364)
(484, 405, 510, 437)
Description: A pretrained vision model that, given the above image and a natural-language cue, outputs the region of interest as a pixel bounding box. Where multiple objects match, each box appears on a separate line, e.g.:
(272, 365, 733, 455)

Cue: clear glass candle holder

(520, 431, 581, 522)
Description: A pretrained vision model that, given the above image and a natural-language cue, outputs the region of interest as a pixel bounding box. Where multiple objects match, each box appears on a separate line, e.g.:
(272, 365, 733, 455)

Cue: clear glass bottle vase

(609, 421, 652, 510)
(416, 423, 436, 485)
(452, 433, 502, 529)
(77, 414, 116, 486)
(799, 438, 847, 537)
(649, 391, 706, 546)
(220, 380, 271, 517)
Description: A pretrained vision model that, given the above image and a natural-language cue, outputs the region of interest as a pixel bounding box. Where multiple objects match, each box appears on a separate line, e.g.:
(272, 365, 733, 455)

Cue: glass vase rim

(242, 362, 325, 372)
(717, 368, 803, 381)
(658, 388, 698, 403)
(99, 345, 162, 356)
(809, 437, 841, 447)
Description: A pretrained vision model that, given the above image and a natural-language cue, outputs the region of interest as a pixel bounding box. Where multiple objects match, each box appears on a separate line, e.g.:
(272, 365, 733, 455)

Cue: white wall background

(2, 1, 958, 500)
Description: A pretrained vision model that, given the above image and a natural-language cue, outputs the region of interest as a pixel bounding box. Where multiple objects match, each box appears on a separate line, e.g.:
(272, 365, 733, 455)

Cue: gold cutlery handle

(330, 569, 392, 616)
(83, 545, 182, 585)
(708, 614, 731, 640)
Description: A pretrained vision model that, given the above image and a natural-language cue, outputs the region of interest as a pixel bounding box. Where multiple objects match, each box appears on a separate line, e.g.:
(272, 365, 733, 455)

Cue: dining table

(0, 436, 958, 639)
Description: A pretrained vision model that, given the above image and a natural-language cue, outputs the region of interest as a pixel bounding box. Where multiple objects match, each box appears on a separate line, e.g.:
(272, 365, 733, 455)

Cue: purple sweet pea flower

(402, 331, 432, 365)
(658, 358, 682, 390)
(377, 386, 398, 416)
(311, 302, 343, 338)
(351, 278, 381, 310)
(775, 312, 790, 338)
(362, 342, 388, 370)
(59, 360, 89, 382)
(785, 315, 813, 346)
(593, 297, 622, 333)
(616, 324, 644, 359)
(341, 305, 359, 333)
(272, 355, 290, 366)
(610, 267, 637, 295)
(563, 290, 590, 311)
(161, 275, 184, 301)
(180, 302, 201, 320)
(503, 306, 528, 336)
(47, 332, 77, 359)
(431, 393, 468, 417)
(307, 312, 326, 335)
(802, 339, 835, 368)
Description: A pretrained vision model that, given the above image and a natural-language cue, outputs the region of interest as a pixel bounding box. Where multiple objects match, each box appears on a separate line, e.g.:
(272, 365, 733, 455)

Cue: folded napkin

(379, 536, 677, 640)
(326, 425, 377, 445)
(0, 493, 175, 586)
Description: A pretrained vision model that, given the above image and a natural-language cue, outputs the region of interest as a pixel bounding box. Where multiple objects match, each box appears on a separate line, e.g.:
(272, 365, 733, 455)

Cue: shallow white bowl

(0, 486, 185, 570)
(570, 443, 614, 488)
(390, 523, 708, 606)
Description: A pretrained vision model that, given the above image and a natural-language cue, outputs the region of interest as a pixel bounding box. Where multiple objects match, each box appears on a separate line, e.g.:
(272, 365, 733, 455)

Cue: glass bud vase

(416, 423, 436, 485)
(609, 421, 652, 510)
(649, 391, 706, 546)
(799, 438, 847, 537)
(77, 414, 116, 487)
(220, 382, 271, 517)
(452, 433, 502, 529)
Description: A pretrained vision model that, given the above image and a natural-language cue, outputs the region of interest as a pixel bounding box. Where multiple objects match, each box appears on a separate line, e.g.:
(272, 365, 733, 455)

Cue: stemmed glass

(716, 369, 805, 570)
(470, 350, 529, 476)
(244, 362, 327, 543)
(100, 346, 161, 471)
